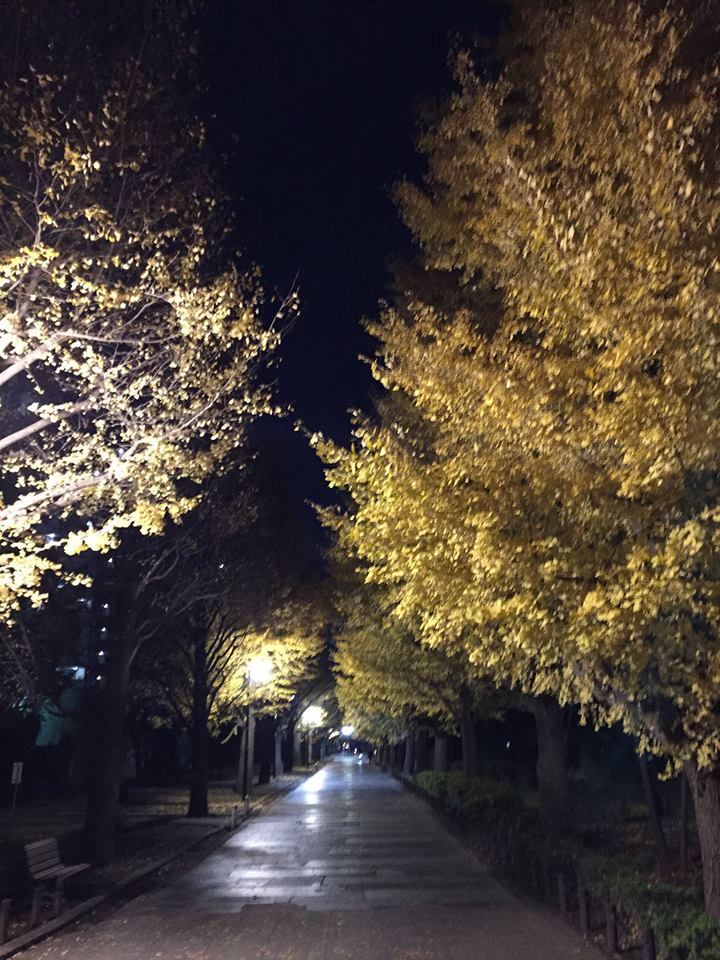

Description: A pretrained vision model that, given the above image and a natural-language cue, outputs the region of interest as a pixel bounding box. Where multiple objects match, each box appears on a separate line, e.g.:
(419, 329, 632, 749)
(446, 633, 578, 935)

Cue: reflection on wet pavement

(18, 756, 603, 959)
(154, 756, 506, 911)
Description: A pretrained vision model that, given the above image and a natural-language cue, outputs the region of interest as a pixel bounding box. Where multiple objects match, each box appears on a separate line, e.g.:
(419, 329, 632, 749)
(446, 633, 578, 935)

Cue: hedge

(412, 771, 720, 960)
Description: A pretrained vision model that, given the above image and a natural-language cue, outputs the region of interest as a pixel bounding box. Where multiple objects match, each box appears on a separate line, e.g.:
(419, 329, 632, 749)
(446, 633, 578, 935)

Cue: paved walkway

(19, 757, 601, 959)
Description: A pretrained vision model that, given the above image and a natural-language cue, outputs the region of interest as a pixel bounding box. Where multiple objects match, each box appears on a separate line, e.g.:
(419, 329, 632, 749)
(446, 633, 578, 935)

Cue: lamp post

(301, 705, 324, 768)
(241, 701, 252, 804)
(241, 657, 273, 809)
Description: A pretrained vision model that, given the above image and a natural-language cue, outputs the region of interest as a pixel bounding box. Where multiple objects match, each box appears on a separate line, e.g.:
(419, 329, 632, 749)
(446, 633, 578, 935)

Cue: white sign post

(10, 762, 22, 814)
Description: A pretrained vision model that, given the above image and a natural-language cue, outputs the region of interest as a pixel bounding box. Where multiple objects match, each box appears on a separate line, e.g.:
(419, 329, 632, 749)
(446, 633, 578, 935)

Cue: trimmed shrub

(411, 770, 720, 960)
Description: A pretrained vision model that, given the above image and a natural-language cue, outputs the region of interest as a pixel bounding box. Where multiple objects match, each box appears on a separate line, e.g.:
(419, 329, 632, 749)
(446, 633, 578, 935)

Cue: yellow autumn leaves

(0, 58, 281, 623)
(321, 1, 720, 773)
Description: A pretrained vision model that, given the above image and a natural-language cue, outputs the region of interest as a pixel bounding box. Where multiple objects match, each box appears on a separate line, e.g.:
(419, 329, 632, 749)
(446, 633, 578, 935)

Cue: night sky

(201, 1, 503, 505)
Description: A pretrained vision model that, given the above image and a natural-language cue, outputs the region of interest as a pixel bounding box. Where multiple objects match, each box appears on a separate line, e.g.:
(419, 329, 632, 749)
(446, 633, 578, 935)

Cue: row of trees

(320, 0, 720, 916)
(0, 2, 324, 864)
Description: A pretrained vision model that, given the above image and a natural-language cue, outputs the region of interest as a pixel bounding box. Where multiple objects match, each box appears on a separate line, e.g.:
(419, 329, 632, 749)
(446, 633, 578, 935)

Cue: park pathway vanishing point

(18, 756, 601, 960)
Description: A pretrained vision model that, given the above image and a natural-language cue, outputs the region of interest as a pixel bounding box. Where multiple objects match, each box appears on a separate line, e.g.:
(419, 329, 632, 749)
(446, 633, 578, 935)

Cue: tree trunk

(84, 626, 133, 865)
(415, 729, 432, 773)
(460, 686, 480, 777)
(686, 762, 720, 917)
(532, 696, 571, 828)
(638, 755, 671, 880)
(403, 730, 416, 776)
(433, 732, 448, 773)
(187, 632, 209, 817)
(283, 717, 297, 772)
(274, 726, 283, 779)
(680, 770, 690, 876)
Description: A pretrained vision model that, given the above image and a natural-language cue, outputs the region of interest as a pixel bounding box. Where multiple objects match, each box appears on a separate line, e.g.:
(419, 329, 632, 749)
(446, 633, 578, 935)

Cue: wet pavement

(19, 756, 602, 959)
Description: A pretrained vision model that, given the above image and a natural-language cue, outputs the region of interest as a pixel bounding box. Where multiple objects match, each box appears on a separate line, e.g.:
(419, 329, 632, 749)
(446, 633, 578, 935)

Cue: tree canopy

(0, 5, 285, 627)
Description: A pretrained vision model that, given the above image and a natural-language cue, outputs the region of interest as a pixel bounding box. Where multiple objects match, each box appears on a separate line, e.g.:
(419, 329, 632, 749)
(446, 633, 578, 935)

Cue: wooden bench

(24, 839, 90, 925)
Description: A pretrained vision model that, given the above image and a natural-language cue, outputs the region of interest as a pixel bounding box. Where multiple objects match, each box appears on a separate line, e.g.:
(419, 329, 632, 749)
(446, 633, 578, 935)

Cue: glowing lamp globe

(248, 656, 273, 685)
(341, 724, 355, 737)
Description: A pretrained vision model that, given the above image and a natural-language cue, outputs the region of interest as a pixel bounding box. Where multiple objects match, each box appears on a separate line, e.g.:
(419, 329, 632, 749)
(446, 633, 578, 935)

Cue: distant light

(218, 563, 225, 570)
(44, 533, 58, 544)
(98, 650, 105, 657)
(86, 520, 94, 529)
(102, 603, 109, 611)
(95, 675, 102, 681)
(341, 724, 355, 737)
(302, 705, 324, 728)
(248, 656, 273, 685)
(328, 730, 340, 739)
(506, 741, 511, 749)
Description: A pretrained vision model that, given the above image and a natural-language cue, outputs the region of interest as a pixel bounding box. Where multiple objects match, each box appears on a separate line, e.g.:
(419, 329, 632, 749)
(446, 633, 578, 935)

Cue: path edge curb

(0, 773, 311, 960)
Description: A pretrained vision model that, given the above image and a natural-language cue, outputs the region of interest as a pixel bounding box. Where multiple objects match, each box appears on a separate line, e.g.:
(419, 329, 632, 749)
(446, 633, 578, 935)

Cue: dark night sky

(202, 1, 502, 505)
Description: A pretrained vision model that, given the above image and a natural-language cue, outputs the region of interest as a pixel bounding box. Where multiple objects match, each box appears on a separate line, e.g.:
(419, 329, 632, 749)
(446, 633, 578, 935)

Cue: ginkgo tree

(319, 387, 572, 806)
(320, 405, 497, 779)
(134, 465, 327, 819)
(321, 0, 720, 914)
(139, 586, 326, 815)
(396, 0, 720, 911)
(331, 562, 481, 769)
(218, 594, 327, 722)
(0, 12, 283, 634)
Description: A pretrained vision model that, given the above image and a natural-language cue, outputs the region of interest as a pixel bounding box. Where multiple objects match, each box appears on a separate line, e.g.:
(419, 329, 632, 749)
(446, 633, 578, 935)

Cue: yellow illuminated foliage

(320, 0, 720, 773)
(331, 563, 468, 743)
(217, 593, 326, 720)
(0, 65, 283, 622)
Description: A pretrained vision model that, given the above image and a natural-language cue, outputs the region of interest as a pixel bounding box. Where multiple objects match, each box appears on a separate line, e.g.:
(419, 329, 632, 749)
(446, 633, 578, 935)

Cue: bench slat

(59, 864, 90, 877)
(28, 857, 60, 866)
(27, 851, 59, 863)
(27, 857, 61, 874)
(24, 840, 88, 881)
(25, 840, 61, 870)
(25, 840, 59, 852)
(33, 864, 89, 881)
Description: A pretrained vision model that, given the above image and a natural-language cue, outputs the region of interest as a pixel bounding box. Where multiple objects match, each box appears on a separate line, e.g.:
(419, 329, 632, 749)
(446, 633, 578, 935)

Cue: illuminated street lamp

(248, 656, 273, 686)
(241, 656, 274, 805)
(341, 724, 355, 738)
(301, 704, 324, 766)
